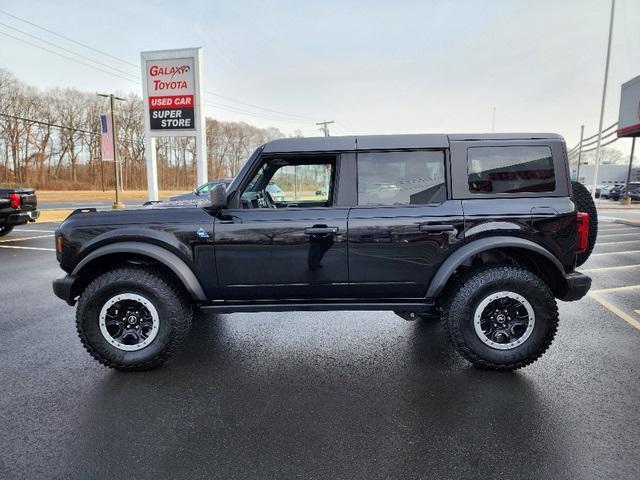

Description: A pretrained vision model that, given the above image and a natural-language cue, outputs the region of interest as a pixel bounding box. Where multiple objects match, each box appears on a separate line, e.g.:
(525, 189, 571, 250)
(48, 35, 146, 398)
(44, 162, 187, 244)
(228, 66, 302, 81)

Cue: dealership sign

(617, 74, 640, 138)
(145, 57, 196, 130)
(140, 48, 208, 201)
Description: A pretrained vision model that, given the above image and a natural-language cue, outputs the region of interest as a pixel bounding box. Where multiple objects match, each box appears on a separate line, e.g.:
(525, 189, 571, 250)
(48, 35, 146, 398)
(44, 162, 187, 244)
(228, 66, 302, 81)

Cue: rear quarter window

(468, 146, 555, 194)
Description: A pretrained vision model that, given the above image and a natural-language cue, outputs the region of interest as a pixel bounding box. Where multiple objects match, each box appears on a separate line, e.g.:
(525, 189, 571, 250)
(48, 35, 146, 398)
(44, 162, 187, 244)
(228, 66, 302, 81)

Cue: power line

(204, 102, 314, 124)
(0, 112, 96, 135)
(0, 10, 334, 126)
(204, 91, 318, 121)
(0, 8, 139, 68)
(0, 21, 139, 80)
(1, 29, 308, 125)
(0, 30, 140, 84)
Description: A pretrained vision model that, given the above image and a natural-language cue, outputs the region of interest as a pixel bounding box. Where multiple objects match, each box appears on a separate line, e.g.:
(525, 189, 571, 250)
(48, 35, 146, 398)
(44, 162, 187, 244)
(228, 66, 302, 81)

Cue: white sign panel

(617, 74, 640, 138)
(146, 57, 195, 130)
(140, 48, 208, 201)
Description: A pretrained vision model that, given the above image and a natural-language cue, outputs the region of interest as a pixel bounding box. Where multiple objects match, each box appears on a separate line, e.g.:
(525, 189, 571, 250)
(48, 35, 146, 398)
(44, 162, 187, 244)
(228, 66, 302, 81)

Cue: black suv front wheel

(76, 266, 193, 371)
(443, 266, 558, 370)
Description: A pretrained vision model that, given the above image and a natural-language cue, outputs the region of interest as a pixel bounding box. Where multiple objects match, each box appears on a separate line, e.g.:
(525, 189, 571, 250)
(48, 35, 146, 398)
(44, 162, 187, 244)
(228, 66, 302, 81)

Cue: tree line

(0, 68, 288, 190)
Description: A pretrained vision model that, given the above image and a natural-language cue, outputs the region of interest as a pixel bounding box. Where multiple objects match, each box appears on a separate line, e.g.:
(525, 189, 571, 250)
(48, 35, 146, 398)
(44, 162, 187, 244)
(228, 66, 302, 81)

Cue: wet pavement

(1, 220, 639, 479)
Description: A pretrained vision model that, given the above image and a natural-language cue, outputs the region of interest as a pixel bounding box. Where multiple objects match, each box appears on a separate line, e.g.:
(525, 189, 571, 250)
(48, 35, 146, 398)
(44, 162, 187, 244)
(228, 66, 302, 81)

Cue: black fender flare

(72, 241, 207, 301)
(425, 236, 566, 299)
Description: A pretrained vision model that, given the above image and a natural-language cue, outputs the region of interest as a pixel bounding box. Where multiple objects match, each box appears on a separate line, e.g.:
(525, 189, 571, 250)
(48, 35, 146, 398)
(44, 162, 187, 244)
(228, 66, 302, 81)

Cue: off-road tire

(443, 265, 558, 370)
(571, 180, 598, 267)
(0, 225, 14, 237)
(76, 266, 193, 371)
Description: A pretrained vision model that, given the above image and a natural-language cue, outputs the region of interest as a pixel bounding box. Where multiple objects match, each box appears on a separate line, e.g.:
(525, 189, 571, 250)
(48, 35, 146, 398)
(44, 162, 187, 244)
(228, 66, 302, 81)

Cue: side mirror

(208, 183, 228, 209)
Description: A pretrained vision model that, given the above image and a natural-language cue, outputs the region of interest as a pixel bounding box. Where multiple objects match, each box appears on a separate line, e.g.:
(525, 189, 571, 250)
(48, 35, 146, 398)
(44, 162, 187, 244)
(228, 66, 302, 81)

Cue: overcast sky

(1, 0, 638, 150)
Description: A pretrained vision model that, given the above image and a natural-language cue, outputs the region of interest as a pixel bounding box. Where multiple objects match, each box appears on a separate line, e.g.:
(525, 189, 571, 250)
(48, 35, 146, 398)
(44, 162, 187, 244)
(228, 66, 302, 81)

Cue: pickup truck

(0, 188, 39, 236)
(52, 133, 597, 372)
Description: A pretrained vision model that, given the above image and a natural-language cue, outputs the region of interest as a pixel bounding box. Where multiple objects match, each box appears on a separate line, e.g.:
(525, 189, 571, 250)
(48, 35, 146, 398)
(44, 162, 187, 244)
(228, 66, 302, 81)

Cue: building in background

(570, 164, 640, 186)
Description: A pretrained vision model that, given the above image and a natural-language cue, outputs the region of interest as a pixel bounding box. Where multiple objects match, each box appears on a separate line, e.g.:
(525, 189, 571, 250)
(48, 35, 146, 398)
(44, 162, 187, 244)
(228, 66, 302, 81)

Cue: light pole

(591, 0, 616, 198)
(98, 93, 125, 209)
(576, 125, 585, 182)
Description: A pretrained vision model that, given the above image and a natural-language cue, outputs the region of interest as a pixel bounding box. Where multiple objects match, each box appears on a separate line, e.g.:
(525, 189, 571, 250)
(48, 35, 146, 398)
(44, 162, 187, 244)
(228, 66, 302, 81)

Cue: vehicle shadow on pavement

(66, 312, 569, 479)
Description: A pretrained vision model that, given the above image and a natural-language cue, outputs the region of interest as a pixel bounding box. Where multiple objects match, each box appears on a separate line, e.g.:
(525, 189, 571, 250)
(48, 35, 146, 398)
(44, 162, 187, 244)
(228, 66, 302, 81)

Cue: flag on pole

(100, 113, 114, 161)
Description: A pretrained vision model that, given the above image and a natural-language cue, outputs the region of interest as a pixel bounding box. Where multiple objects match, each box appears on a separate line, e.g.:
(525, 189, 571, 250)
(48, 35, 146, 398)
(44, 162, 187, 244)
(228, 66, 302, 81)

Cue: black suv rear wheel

(0, 225, 14, 237)
(443, 266, 558, 370)
(76, 266, 193, 371)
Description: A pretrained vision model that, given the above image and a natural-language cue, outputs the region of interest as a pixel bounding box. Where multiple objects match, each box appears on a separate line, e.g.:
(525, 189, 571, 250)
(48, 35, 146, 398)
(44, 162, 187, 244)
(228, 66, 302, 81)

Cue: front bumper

(558, 272, 592, 302)
(4, 210, 40, 224)
(53, 275, 77, 306)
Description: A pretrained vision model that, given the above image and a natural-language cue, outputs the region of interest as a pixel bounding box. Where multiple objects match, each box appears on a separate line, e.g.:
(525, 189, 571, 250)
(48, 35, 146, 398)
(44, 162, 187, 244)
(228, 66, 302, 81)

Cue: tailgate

(17, 189, 37, 211)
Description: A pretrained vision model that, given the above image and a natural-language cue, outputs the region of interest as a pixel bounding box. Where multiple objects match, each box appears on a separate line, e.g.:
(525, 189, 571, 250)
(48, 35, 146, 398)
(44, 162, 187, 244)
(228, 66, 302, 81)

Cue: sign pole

(145, 136, 159, 201)
(195, 48, 208, 186)
(624, 137, 636, 196)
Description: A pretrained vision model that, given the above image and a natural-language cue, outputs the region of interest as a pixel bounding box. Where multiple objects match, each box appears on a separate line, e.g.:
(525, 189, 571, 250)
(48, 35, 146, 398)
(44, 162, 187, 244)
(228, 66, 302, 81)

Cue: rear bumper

(4, 210, 39, 224)
(53, 275, 77, 306)
(559, 272, 592, 302)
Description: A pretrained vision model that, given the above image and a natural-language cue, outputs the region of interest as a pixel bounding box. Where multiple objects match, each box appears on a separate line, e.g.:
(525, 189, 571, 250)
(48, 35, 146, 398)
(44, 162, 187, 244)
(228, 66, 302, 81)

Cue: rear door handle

(419, 224, 456, 233)
(305, 226, 340, 235)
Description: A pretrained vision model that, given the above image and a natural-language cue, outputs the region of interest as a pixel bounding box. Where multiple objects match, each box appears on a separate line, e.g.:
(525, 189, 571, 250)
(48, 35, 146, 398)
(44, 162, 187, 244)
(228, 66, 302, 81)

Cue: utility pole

(316, 120, 335, 137)
(98, 93, 125, 209)
(591, 0, 615, 198)
(576, 125, 585, 182)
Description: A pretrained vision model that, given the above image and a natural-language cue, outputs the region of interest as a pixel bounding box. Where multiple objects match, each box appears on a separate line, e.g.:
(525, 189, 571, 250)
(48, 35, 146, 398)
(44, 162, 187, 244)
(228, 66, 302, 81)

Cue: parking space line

(580, 264, 640, 273)
(598, 232, 640, 238)
(0, 234, 54, 243)
(590, 284, 640, 294)
(597, 239, 640, 245)
(588, 292, 640, 332)
(13, 228, 55, 233)
(0, 245, 55, 252)
(598, 227, 640, 234)
(600, 215, 640, 225)
(591, 250, 640, 256)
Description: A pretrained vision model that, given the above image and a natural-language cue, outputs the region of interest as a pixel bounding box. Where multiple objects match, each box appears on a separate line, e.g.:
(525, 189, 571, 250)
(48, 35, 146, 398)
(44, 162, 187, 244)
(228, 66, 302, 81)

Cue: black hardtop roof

(262, 133, 563, 153)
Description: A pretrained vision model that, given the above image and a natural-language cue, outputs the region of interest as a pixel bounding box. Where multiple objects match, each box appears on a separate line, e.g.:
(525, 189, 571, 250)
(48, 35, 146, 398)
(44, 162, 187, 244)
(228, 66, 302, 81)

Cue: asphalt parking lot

(1, 217, 639, 479)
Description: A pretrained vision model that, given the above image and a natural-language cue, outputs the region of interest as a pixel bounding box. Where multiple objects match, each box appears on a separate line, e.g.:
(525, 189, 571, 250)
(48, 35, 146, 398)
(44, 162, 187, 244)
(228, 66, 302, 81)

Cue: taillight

(8, 192, 20, 209)
(576, 212, 589, 254)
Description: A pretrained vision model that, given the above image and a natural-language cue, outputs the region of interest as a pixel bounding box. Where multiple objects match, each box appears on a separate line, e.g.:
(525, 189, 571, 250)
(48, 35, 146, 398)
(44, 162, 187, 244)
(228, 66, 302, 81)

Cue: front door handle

(419, 224, 456, 233)
(305, 226, 340, 235)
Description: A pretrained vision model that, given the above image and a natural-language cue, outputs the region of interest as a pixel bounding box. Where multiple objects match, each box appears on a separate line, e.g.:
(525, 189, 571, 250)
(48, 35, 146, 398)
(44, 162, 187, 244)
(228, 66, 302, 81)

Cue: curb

(37, 210, 73, 222)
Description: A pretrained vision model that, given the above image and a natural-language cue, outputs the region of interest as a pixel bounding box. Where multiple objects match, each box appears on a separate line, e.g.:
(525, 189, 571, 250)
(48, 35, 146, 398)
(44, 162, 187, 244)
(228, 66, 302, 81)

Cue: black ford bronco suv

(53, 133, 597, 371)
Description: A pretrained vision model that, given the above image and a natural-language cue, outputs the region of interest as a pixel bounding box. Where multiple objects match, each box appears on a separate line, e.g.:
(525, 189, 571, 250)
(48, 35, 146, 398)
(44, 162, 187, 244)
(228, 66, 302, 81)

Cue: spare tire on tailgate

(571, 181, 598, 267)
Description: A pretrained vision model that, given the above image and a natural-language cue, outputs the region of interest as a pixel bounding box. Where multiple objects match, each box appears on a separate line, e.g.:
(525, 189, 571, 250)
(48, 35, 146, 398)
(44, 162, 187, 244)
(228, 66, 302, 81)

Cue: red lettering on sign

(149, 65, 191, 77)
(149, 95, 194, 109)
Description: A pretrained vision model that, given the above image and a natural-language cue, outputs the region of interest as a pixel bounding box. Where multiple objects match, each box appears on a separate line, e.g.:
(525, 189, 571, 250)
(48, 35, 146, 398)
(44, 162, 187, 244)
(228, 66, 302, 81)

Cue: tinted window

(468, 146, 555, 194)
(357, 151, 445, 205)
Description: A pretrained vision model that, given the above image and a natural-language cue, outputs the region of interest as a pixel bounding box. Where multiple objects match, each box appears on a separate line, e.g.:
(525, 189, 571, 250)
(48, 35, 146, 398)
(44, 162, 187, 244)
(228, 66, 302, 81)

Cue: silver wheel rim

(99, 293, 159, 351)
(473, 291, 535, 350)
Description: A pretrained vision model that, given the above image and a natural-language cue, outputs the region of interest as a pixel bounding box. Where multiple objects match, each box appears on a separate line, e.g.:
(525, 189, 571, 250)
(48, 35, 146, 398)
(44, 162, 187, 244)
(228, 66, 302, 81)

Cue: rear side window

(357, 151, 445, 206)
(468, 146, 555, 194)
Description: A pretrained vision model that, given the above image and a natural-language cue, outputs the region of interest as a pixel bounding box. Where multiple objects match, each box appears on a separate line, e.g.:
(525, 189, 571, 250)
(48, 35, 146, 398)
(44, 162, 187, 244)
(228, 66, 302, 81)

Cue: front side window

(240, 157, 335, 208)
(468, 146, 555, 194)
(270, 164, 332, 203)
(357, 151, 446, 206)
